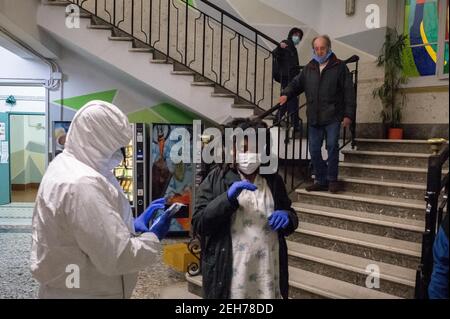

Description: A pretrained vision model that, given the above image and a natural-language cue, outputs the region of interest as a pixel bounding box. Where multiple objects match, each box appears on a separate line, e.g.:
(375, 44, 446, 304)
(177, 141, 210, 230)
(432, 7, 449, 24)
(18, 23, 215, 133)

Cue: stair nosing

(287, 241, 416, 287)
(191, 82, 215, 86)
(296, 189, 424, 209)
(171, 71, 195, 75)
(186, 269, 401, 299)
(339, 177, 426, 190)
(128, 48, 153, 52)
(87, 25, 113, 30)
(108, 36, 133, 41)
(355, 138, 430, 144)
(295, 222, 422, 258)
(211, 93, 236, 97)
(288, 267, 402, 299)
(232, 104, 255, 109)
(342, 150, 431, 158)
(151, 59, 174, 64)
(293, 202, 425, 232)
(339, 162, 429, 173)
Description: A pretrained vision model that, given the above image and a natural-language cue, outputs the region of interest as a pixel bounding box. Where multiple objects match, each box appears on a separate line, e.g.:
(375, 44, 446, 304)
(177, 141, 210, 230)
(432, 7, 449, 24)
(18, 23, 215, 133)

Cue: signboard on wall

(52, 121, 71, 158)
(0, 122, 5, 141)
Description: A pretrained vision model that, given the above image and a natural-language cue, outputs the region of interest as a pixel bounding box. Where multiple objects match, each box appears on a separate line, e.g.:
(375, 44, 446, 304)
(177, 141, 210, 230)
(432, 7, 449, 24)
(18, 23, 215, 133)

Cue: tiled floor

(0, 202, 34, 227)
(0, 202, 194, 299)
(11, 189, 38, 203)
(0, 202, 37, 298)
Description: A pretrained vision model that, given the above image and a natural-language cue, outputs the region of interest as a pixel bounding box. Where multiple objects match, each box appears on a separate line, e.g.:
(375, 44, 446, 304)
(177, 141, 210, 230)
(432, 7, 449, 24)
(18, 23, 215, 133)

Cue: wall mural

(403, 0, 449, 76)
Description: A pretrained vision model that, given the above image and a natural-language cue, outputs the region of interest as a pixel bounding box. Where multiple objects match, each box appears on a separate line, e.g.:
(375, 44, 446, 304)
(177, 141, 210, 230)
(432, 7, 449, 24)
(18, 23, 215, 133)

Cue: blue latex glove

(227, 180, 257, 205)
(149, 209, 173, 240)
(134, 198, 166, 233)
(268, 210, 290, 231)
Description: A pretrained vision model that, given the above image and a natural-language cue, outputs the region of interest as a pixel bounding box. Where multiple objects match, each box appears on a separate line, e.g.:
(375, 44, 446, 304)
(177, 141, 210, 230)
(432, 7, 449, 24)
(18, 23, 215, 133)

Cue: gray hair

(312, 35, 332, 49)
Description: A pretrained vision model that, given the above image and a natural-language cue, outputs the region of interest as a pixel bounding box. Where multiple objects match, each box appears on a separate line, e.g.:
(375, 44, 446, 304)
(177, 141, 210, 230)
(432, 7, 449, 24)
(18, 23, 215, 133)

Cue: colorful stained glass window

(402, 0, 442, 77)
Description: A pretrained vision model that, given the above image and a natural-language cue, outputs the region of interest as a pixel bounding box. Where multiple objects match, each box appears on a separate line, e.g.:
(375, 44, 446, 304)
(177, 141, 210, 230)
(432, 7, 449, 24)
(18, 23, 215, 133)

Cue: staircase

(40, 0, 281, 124)
(186, 139, 449, 299)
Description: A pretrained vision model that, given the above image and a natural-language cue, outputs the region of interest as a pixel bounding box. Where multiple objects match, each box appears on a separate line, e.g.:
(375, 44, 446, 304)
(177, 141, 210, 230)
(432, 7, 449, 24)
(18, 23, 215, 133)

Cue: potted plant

(373, 28, 409, 139)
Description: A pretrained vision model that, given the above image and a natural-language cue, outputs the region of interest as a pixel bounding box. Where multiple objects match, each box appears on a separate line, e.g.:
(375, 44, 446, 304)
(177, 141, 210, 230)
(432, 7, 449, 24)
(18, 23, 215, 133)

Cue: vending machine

(114, 123, 149, 218)
(148, 123, 194, 236)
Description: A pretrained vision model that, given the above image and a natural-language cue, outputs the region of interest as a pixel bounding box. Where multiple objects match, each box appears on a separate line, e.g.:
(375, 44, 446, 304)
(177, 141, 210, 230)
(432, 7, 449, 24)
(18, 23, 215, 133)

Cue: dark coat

(272, 28, 303, 84)
(273, 39, 301, 84)
(282, 53, 356, 126)
(192, 166, 298, 299)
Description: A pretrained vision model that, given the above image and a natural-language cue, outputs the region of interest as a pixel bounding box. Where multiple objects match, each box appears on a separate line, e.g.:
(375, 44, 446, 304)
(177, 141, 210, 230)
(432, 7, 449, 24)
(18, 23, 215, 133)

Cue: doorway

(9, 114, 46, 203)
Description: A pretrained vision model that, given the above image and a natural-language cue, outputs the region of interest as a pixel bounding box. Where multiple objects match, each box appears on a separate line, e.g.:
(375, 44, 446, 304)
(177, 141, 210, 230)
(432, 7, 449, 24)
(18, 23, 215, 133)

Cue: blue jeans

(308, 121, 341, 185)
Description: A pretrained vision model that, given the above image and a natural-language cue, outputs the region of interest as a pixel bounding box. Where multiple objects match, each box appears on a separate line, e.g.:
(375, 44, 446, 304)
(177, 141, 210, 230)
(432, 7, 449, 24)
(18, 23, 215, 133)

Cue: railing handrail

(67, 0, 282, 112)
(198, 0, 279, 46)
(415, 142, 449, 299)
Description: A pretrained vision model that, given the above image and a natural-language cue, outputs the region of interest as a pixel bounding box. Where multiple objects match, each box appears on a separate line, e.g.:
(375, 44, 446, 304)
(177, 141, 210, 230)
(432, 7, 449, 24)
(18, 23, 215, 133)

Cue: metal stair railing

(65, 0, 281, 113)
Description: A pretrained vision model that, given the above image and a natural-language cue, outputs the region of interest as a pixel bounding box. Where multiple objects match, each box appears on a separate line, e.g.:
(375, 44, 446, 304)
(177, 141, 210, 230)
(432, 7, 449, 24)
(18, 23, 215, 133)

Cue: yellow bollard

(163, 243, 198, 273)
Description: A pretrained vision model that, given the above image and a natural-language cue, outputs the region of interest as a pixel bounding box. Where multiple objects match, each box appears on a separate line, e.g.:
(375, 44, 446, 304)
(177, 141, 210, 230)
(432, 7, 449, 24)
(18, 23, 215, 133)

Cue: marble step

(232, 104, 255, 110)
(191, 81, 215, 87)
(289, 222, 421, 269)
(296, 189, 425, 220)
(339, 162, 429, 184)
(354, 139, 432, 153)
(211, 93, 236, 98)
(339, 177, 426, 200)
(44, 0, 70, 6)
(87, 24, 113, 30)
(128, 48, 154, 53)
(108, 36, 134, 41)
(186, 267, 401, 299)
(342, 150, 432, 168)
(293, 202, 425, 242)
(287, 241, 416, 298)
(171, 71, 195, 76)
(288, 267, 402, 299)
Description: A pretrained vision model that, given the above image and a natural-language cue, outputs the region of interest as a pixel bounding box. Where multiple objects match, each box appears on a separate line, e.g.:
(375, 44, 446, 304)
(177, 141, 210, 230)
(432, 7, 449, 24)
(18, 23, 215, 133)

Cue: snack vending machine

(149, 123, 194, 236)
(114, 123, 148, 218)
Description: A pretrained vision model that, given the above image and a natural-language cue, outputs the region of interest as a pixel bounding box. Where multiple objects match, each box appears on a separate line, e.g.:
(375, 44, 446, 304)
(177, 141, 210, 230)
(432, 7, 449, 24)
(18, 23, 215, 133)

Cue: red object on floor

(388, 128, 404, 140)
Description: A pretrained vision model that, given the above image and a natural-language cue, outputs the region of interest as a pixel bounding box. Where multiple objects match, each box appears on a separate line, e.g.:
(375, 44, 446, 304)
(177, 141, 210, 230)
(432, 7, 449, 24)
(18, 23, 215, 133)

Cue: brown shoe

(328, 181, 341, 194)
(305, 183, 329, 192)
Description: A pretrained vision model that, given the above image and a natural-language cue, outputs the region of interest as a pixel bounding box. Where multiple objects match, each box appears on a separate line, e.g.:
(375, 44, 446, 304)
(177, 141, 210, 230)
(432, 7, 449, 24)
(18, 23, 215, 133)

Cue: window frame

(436, 0, 448, 79)
(397, 0, 449, 87)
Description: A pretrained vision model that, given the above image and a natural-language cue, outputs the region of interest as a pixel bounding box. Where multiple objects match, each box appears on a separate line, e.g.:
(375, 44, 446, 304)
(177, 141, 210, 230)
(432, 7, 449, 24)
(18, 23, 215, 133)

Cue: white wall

(0, 85, 45, 113)
(51, 45, 164, 120)
(0, 46, 50, 83)
(0, 0, 60, 58)
(258, 0, 388, 39)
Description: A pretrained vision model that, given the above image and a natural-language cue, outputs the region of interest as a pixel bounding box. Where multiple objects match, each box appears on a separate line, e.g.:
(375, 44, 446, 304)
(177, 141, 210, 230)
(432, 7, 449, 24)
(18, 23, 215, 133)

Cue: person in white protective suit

(30, 100, 173, 299)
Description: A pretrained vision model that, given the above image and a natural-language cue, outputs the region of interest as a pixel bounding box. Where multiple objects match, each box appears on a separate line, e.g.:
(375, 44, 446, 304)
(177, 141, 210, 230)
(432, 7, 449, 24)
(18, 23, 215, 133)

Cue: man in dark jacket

(273, 27, 304, 131)
(279, 35, 356, 193)
(428, 213, 449, 299)
(192, 119, 298, 299)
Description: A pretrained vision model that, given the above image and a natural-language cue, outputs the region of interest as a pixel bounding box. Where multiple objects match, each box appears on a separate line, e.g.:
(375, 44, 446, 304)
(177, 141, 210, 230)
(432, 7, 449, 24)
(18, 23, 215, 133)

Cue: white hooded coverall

(30, 101, 160, 298)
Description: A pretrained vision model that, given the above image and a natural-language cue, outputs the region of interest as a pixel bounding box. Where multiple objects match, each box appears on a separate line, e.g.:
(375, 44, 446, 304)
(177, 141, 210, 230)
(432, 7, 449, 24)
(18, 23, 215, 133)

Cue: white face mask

(236, 152, 261, 175)
(108, 148, 124, 172)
